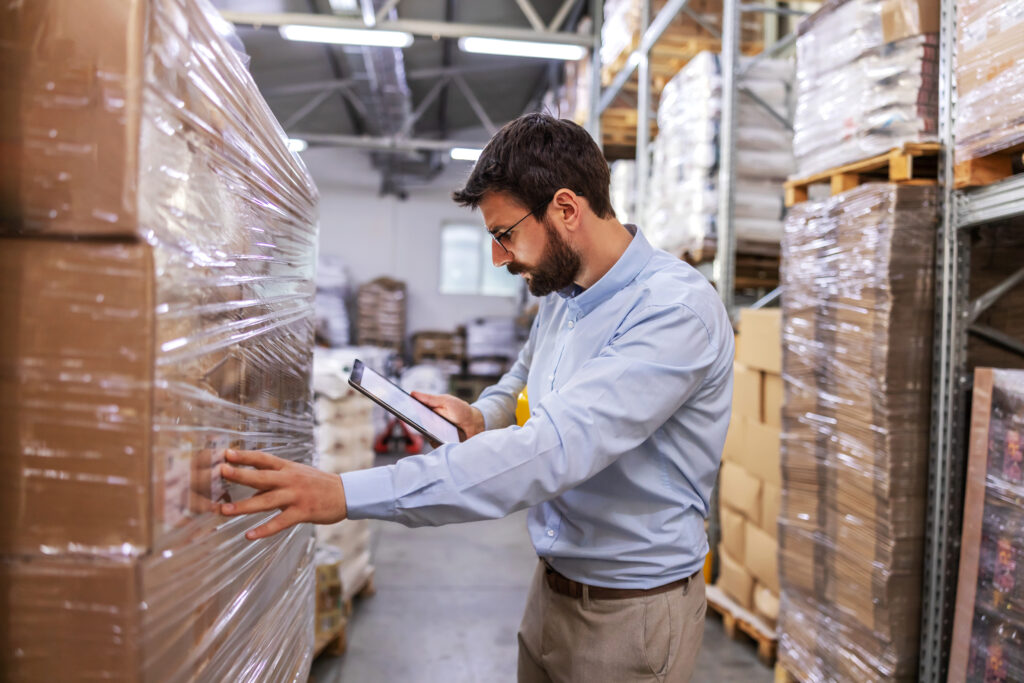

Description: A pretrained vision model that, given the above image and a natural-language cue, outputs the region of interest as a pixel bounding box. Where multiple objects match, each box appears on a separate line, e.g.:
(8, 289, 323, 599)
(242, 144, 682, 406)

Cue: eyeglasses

(488, 199, 551, 254)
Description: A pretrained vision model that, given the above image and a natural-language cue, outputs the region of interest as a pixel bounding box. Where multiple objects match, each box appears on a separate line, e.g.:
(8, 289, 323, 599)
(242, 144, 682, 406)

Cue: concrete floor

(310, 504, 773, 683)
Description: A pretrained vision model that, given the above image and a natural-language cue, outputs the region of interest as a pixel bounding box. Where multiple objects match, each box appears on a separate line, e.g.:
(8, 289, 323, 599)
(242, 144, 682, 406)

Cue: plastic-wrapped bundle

(955, 0, 1024, 163)
(609, 160, 638, 226)
(778, 184, 938, 682)
(356, 277, 407, 350)
(0, 0, 318, 680)
(645, 51, 793, 254)
(950, 369, 1024, 682)
(792, 0, 938, 178)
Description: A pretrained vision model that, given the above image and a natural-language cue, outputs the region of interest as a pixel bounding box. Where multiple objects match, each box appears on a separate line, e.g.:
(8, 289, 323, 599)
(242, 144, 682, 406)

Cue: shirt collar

(556, 224, 653, 319)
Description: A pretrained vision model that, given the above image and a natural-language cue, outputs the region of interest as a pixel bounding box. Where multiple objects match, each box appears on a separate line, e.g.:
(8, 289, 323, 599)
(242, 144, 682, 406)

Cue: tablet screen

(349, 360, 461, 444)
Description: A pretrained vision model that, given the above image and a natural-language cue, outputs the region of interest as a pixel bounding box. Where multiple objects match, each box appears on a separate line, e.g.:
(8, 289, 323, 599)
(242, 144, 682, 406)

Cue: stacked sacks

(645, 51, 793, 255)
(0, 0, 318, 679)
(778, 184, 938, 682)
(792, 0, 939, 177)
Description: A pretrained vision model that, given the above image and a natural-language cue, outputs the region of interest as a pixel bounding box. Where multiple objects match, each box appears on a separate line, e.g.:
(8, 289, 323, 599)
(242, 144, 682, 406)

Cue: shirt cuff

(340, 466, 397, 520)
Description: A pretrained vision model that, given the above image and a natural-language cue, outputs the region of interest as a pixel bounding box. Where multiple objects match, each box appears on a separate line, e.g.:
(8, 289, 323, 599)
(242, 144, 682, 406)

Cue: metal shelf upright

(920, 0, 1024, 679)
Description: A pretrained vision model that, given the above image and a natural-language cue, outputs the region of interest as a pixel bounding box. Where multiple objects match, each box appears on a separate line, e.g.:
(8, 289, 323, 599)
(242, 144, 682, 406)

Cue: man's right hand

(411, 391, 486, 442)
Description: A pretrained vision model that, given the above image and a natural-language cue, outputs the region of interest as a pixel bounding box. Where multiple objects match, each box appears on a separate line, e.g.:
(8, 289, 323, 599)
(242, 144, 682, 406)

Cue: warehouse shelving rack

(919, 0, 1024, 679)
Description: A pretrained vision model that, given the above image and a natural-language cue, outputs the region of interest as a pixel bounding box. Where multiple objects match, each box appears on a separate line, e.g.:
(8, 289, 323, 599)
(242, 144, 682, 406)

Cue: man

(220, 113, 734, 682)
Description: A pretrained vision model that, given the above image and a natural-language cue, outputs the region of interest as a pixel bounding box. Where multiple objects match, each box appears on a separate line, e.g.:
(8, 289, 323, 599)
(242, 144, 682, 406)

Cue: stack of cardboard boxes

(777, 184, 938, 682)
(717, 308, 783, 627)
(1, 0, 319, 679)
(356, 277, 407, 352)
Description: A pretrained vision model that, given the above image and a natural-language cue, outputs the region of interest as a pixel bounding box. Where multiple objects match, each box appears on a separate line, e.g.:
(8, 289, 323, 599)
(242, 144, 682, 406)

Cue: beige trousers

(517, 561, 707, 683)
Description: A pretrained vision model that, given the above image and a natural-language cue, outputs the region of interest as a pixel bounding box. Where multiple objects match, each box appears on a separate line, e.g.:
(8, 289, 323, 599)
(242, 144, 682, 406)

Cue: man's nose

(491, 239, 513, 267)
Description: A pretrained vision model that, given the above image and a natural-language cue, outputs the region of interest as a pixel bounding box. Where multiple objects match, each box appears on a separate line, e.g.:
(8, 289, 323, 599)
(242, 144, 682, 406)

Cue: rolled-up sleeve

(342, 303, 720, 527)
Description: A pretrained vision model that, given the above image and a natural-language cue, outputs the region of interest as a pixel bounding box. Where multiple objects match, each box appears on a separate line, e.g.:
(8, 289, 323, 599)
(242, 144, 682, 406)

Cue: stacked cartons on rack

(949, 369, 1024, 682)
(0, 0, 319, 680)
(645, 52, 793, 256)
(718, 309, 783, 625)
(792, 0, 939, 177)
(778, 184, 938, 682)
(356, 277, 407, 351)
(954, 0, 1024, 176)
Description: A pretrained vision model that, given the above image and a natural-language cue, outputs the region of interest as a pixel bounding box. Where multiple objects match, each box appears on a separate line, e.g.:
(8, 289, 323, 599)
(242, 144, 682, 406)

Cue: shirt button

(547, 529, 555, 537)
(568, 321, 575, 329)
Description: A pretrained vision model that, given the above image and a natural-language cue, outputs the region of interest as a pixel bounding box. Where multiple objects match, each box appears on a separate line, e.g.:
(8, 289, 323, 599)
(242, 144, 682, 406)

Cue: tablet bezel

(348, 359, 461, 445)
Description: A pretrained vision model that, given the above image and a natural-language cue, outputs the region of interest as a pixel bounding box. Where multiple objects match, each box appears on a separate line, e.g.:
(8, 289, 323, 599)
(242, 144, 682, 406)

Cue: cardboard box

(761, 482, 782, 539)
(742, 421, 782, 486)
(744, 522, 780, 594)
(732, 363, 762, 422)
(721, 506, 746, 564)
(720, 462, 762, 525)
(754, 582, 780, 624)
(722, 414, 747, 464)
(717, 546, 755, 609)
(880, 0, 939, 43)
(737, 309, 781, 374)
(763, 372, 783, 428)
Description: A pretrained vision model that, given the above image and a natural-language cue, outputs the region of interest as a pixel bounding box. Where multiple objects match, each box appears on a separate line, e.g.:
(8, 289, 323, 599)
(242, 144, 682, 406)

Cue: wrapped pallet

(356, 277, 407, 351)
(950, 369, 1024, 683)
(0, 0, 318, 680)
(955, 0, 1024, 165)
(778, 184, 938, 681)
(645, 51, 793, 255)
(792, 0, 939, 177)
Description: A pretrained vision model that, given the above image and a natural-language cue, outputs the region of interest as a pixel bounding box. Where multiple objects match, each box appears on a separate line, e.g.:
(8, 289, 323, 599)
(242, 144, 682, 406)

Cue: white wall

(303, 147, 521, 337)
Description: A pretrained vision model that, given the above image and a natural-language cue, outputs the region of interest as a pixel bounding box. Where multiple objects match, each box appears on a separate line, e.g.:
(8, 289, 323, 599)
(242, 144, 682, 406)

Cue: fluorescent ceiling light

(450, 147, 482, 162)
(287, 138, 308, 153)
(458, 37, 587, 61)
(279, 24, 413, 48)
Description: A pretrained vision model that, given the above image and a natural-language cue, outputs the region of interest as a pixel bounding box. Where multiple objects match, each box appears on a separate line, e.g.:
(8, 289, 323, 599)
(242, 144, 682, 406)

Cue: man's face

(479, 192, 582, 297)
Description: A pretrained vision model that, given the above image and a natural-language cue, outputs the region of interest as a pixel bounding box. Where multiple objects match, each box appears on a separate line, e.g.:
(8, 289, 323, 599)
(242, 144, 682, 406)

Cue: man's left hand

(219, 449, 348, 540)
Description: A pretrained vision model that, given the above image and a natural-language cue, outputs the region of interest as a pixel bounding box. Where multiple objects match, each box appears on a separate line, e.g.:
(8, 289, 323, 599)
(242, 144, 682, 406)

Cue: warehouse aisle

(310, 490, 772, 682)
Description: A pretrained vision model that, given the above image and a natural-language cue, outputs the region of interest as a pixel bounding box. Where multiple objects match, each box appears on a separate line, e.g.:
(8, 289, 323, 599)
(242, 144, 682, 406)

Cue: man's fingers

(411, 391, 445, 408)
(220, 462, 282, 490)
(220, 489, 294, 517)
(224, 449, 285, 470)
(245, 509, 303, 541)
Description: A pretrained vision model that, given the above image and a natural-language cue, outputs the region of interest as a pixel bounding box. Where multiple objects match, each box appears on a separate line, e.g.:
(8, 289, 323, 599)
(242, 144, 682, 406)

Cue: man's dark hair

(452, 113, 615, 219)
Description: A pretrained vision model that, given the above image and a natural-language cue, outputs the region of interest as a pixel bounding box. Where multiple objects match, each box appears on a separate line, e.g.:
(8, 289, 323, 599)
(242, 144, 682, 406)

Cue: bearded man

(220, 113, 735, 683)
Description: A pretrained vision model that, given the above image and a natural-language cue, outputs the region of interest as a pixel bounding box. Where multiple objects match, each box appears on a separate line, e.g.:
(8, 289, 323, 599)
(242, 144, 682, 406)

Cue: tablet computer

(348, 359, 461, 445)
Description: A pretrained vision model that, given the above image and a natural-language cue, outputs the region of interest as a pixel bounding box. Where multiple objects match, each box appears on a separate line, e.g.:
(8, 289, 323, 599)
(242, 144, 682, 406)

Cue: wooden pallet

(954, 141, 1024, 189)
(706, 585, 778, 667)
(314, 621, 348, 658)
(601, 107, 658, 149)
(343, 571, 377, 616)
(784, 142, 942, 207)
(773, 662, 800, 683)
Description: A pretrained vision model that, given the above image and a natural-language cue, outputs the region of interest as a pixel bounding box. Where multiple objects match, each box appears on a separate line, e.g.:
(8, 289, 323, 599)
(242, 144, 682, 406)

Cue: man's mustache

(507, 263, 526, 276)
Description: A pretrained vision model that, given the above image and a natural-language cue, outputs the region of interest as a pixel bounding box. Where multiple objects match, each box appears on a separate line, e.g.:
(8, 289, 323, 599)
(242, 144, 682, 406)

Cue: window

(439, 223, 519, 297)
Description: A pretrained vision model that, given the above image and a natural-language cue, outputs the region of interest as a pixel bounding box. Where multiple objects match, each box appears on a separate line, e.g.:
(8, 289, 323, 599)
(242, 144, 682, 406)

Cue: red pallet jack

(373, 417, 424, 455)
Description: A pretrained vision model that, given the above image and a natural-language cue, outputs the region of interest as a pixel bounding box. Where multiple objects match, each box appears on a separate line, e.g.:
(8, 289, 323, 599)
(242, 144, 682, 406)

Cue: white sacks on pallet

(644, 51, 794, 255)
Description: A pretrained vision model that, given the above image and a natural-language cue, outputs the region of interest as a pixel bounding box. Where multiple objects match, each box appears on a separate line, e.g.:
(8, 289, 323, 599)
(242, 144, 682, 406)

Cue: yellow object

(704, 549, 713, 586)
(516, 387, 530, 427)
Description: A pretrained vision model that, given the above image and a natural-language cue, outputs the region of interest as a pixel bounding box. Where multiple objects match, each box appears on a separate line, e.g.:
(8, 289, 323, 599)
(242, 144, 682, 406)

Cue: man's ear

(553, 188, 583, 232)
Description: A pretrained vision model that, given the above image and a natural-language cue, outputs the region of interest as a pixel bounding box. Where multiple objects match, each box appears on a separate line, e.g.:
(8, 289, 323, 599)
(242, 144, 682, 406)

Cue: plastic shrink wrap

(950, 369, 1024, 683)
(777, 184, 938, 682)
(954, 0, 1024, 163)
(0, 0, 319, 680)
(792, 0, 938, 178)
(644, 51, 793, 254)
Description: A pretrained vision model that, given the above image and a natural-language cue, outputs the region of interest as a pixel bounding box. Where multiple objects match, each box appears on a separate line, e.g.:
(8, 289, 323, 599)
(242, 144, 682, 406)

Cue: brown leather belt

(543, 561, 699, 600)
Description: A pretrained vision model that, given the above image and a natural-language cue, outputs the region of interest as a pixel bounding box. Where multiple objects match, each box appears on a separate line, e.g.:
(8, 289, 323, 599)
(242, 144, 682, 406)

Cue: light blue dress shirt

(342, 225, 734, 589)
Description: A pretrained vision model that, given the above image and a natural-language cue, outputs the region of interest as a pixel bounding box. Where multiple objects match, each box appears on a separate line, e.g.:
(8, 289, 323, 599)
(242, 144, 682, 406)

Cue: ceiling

(212, 0, 592, 194)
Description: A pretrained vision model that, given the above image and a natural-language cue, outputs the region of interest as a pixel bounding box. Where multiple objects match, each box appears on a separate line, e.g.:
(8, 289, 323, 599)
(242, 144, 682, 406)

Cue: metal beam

(400, 76, 450, 136)
(955, 173, 1024, 228)
(967, 267, 1024, 323)
(221, 11, 594, 45)
(750, 286, 782, 309)
(739, 3, 810, 15)
(738, 85, 793, 131)
(713, 0, 739, 316)
(549, 0, 578, 31)
(374, 0, 401, 25)
(969, 324, 1024, 358)
(597, 0, 691, 114)
(681, 5, 722, 39)
(453, 75, 497, 135)
(290, 132, 486, 152)
(515, 0, 547, 32)
(281, 89, 336, 129)
(636, 0, 652, 213)
(736, 30, 796, 77)
(586, 0, 603, 144)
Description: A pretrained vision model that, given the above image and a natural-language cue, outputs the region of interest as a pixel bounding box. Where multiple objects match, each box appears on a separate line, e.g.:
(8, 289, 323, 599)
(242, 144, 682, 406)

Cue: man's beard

(507, 217, 582, 296)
